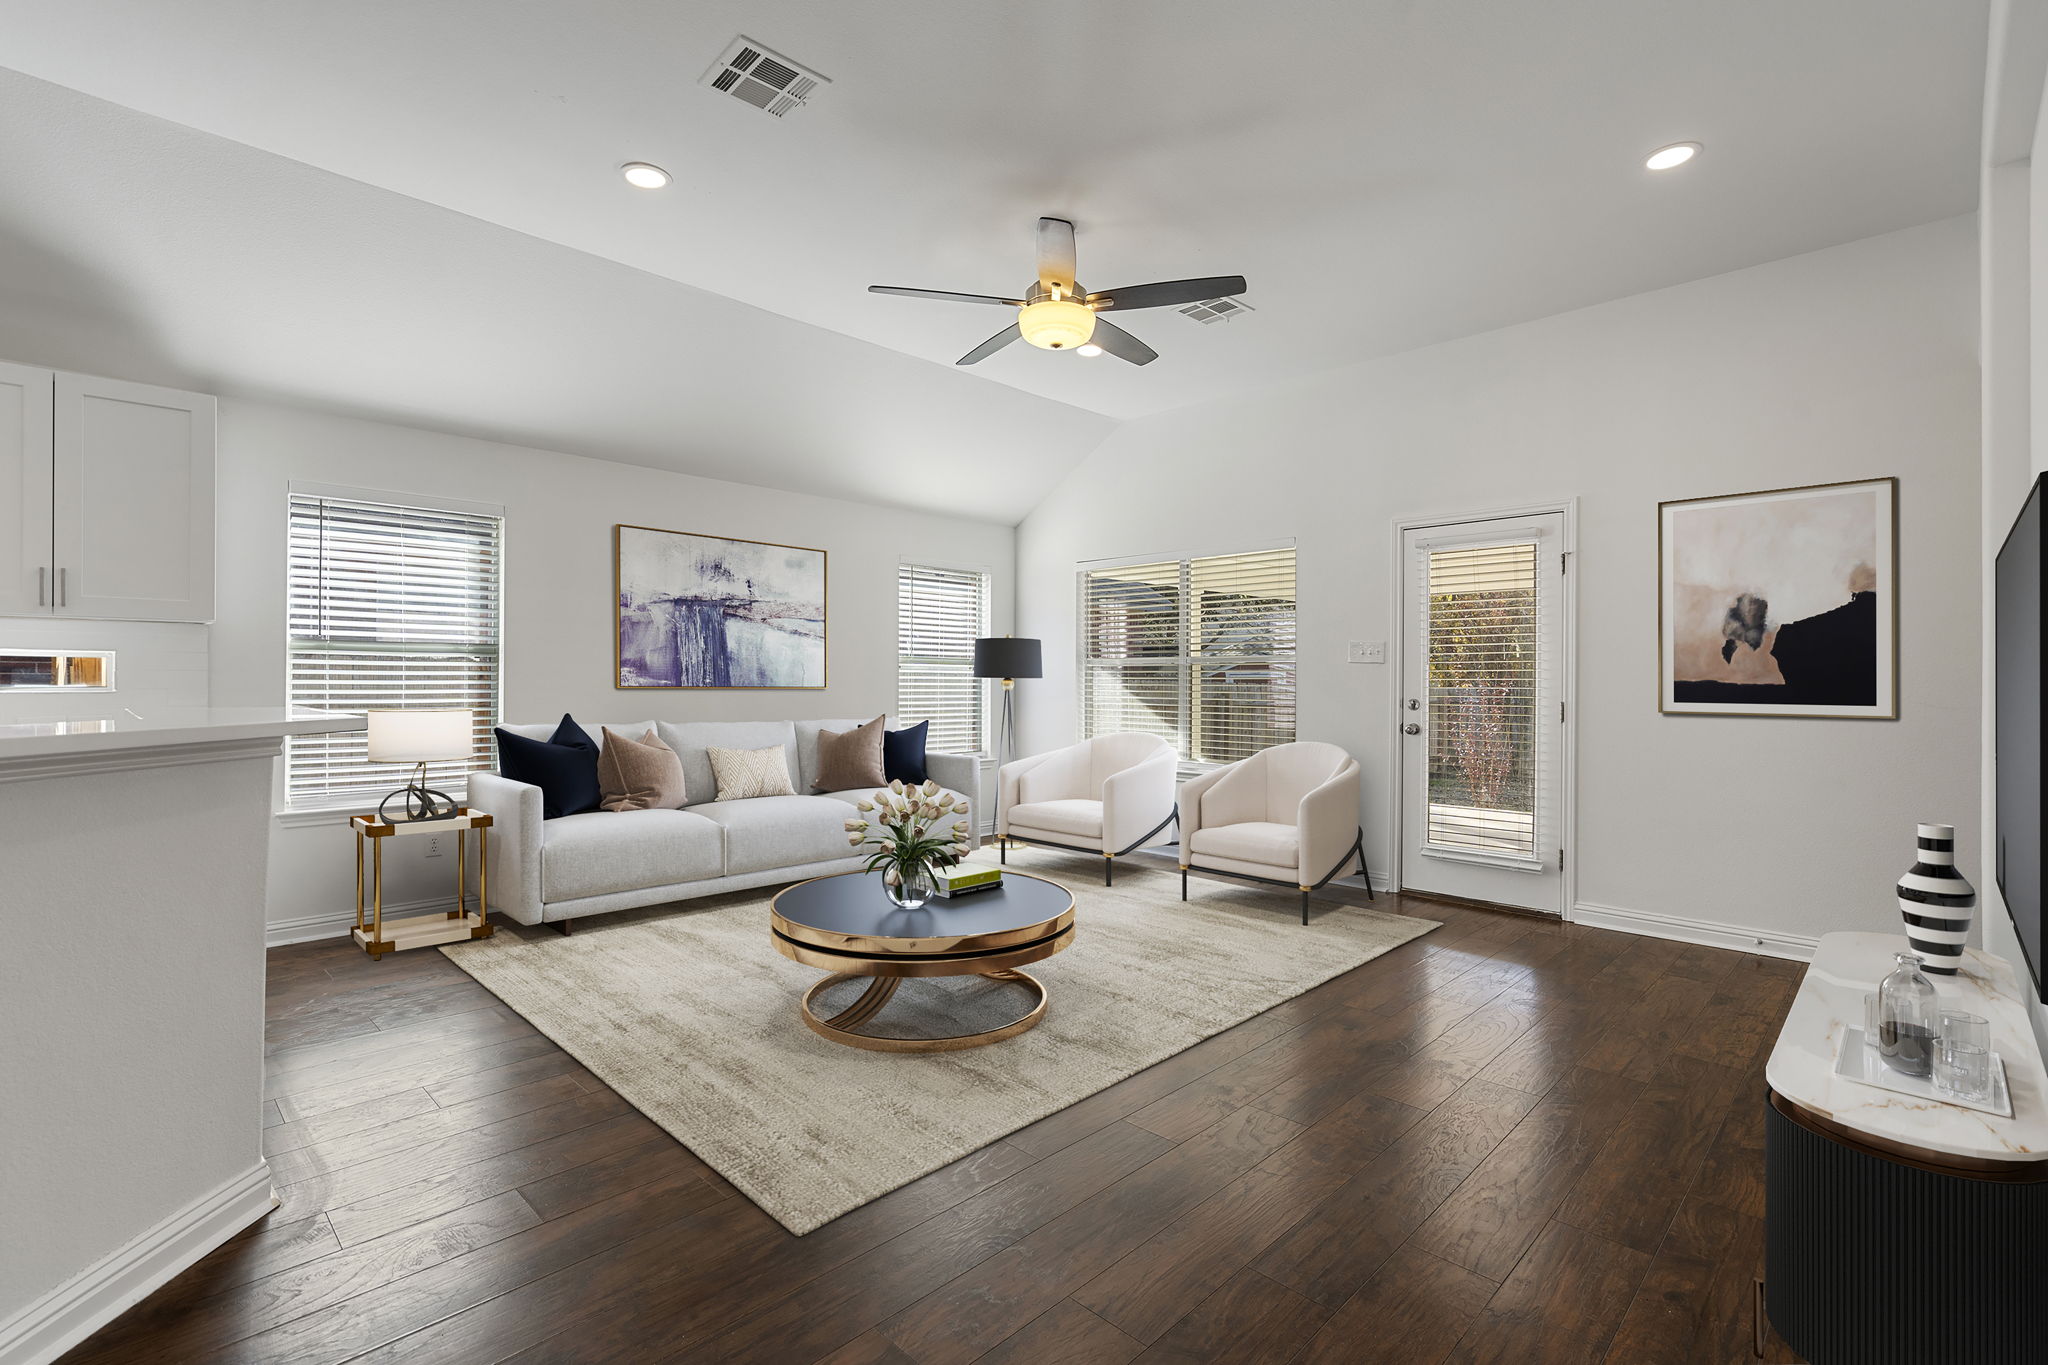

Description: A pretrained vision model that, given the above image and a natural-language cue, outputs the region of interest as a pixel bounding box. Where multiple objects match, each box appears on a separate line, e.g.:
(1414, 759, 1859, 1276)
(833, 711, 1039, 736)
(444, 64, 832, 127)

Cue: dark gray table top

(772, 868, 1072, 947)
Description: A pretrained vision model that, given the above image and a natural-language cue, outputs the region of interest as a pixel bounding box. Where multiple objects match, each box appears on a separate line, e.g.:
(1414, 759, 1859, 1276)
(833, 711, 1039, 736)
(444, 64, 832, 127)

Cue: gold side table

(349, 808, 495, 959)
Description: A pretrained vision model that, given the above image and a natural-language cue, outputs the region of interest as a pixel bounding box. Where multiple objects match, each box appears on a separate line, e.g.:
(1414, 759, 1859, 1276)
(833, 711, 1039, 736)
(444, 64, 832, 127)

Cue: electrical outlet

(1348, 641, 1387, 664)
(424, 836, 443, 859)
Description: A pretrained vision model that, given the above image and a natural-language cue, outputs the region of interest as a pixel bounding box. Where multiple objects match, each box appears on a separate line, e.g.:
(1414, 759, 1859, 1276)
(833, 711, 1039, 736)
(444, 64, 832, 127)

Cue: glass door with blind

(1398, 512, 1565, 913)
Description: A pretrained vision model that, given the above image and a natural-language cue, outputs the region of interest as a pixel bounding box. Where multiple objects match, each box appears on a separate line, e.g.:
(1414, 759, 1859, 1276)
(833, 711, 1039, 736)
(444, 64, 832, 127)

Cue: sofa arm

(1298, 760, 1364, 886)
(1102, 748, 1178, 853)
(468, 771, 544, 926)
(1175, 764, 1231, 863)
(924, 751, 983, 846)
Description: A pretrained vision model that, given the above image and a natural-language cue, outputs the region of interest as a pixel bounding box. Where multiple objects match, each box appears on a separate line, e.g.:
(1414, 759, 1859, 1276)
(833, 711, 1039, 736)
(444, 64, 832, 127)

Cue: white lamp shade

(366, 709, 473, 763)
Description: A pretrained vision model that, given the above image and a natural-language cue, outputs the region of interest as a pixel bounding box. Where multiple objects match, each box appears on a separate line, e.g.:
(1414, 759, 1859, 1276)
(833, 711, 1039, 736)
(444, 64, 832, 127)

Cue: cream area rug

(441, 850, 1436, 1234)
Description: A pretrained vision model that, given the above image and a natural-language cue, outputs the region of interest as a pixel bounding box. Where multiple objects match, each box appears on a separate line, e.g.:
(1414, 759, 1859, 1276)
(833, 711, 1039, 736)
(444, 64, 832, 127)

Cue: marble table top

(1766, 931, 2048, 1163)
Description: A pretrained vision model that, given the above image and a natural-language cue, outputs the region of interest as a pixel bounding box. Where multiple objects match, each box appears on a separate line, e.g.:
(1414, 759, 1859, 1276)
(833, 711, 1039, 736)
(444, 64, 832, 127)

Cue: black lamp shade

(973, 637, 1042, 680)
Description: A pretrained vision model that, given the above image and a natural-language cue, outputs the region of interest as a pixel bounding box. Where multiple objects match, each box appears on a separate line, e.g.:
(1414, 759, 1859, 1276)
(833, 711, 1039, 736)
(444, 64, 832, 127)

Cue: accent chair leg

(551, 919, 573, 937)
(1301, 889, 1310, 925)
(1181, 866, 1188, 901)
(1104, 857, 1113, 887)
(1000, 838, 1007, 865)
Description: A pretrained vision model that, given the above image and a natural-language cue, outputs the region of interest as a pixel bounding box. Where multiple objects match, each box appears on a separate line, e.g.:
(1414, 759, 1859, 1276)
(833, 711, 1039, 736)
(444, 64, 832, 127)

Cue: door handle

(58, 567, 66, 608)
(1402, 723, 1421, 736)
(37, 566, 45, 606)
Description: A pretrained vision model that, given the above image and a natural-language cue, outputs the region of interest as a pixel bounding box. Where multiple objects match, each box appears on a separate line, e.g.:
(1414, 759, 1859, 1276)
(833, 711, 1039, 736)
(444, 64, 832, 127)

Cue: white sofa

(1175, 740, 1370, 924)
(469, 718, 979, 932)
(996, 731, 1178, 885)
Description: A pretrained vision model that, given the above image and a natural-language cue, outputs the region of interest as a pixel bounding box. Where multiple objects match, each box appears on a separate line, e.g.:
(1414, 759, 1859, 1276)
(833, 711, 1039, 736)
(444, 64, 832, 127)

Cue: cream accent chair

(1176, 741, 1371, 924)
(998, 732, 1178, 885)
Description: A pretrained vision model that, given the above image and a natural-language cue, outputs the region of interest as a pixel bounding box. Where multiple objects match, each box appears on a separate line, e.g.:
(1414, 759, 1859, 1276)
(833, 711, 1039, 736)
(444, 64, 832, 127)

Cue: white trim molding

(0, 1162, 276, 1365)
(1570, 899, 1818, 963)
(267, 895, 446, 947)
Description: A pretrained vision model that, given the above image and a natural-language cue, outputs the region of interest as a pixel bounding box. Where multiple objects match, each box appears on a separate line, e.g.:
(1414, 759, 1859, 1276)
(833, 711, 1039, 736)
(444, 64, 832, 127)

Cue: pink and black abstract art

(1658, 478, 1896, 718)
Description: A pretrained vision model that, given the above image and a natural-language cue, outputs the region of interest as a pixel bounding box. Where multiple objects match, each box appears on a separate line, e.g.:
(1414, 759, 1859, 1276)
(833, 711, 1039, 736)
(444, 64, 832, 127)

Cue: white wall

(199, 399, 1014, 942)
(1979, 0, 2048, 1053)
(1017, 217, 1981, 951)
(0, 618, 207, 721)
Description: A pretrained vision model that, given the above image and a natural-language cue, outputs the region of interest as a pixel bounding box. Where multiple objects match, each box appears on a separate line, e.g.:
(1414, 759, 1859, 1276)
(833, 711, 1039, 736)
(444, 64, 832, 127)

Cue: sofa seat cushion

(541, 809, 724, 901)
(819, 787, 973, 839)
(1008, 798, 1104, 839)
(1189, 820, 1299, 871)
(687, 795, 857, 875)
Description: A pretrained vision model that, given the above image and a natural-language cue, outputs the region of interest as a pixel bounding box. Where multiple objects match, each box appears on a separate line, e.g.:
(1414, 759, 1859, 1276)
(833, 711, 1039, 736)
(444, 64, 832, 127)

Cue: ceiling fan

(868, 217, 1247, 367)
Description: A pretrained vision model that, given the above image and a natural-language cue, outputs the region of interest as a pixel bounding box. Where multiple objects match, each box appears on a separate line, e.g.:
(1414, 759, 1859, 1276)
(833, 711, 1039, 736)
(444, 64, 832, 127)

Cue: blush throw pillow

(707, 744, 796, 801)
(813, 715, 887, 791)
(883, 720, 929, 785)
(494, 714, 600, 819)
(597, 727, 687, 812)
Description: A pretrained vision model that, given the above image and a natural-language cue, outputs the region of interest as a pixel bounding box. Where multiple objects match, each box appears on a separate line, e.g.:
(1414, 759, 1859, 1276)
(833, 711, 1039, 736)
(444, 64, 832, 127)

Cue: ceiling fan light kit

(868, 217, 1246, 368)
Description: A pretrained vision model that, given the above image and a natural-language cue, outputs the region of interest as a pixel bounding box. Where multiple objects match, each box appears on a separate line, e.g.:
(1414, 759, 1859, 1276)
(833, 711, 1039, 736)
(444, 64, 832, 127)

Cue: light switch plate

(1348, 641, 1387, 664)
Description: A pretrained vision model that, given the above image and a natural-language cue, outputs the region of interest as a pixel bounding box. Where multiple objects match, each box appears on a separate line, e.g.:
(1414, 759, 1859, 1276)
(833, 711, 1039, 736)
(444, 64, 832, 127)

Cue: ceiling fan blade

(869, 285, 1025, 306)
(957, 323, 1023, 366)
(1088, 318, 1157, 366)
(1086, 276, 1248, 312)
(1036, 217, 1078, 294)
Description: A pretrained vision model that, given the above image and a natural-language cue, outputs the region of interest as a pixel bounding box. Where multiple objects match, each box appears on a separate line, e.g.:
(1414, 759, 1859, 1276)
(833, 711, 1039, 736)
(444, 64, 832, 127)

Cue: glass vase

(885, 863, 932, 910)
(1877, 951, 1938, 1079)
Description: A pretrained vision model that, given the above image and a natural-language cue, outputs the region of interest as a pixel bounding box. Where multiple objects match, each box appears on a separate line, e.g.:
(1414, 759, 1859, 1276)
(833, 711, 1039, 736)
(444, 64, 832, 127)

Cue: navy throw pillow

(494, 714, 600, 819)
(883, 720, 929, 785)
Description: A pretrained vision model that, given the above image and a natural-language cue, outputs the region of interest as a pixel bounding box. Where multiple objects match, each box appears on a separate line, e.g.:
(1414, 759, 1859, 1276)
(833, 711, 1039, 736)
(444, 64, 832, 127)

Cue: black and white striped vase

(1897, 822, 1976, 975)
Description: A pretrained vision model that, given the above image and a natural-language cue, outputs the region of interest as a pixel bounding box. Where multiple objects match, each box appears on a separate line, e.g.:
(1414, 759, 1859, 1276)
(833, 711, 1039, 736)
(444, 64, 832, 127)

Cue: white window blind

(897, 563, 990, 755)
(1080, 547, 1296, 765)
(1420, 540, 1542, 858)
(286, 492, 503, 809)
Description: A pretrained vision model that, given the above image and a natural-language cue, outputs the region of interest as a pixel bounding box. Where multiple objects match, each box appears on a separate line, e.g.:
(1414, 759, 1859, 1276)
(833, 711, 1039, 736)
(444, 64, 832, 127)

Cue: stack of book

(931, 865, 1002, 899)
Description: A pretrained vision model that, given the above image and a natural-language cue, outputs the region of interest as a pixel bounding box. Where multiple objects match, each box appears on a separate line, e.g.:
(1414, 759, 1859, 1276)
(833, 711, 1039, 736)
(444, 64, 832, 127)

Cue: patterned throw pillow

(707, 744, 796, 801)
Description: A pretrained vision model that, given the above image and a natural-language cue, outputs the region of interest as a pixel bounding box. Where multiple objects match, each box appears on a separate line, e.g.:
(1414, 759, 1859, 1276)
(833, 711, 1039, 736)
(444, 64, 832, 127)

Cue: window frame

(1076, 539, 1297, 772)
(895, 558, 994, 758)
(281, 482, 506, 816)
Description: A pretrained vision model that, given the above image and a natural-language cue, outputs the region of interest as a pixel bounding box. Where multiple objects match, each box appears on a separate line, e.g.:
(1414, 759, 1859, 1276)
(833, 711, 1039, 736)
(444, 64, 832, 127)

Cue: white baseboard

(1570, 900, 1818, 962)
(0, 1162, 276, 1365)
(266, 896, 445, 947)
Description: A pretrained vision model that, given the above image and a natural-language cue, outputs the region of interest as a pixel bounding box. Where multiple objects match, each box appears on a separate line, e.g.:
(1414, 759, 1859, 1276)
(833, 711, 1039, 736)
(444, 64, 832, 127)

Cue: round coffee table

(769, 869, 1075, 1052)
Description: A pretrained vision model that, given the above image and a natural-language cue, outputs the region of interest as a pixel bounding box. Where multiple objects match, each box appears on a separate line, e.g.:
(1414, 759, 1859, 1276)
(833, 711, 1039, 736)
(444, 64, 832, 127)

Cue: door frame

(1386, 497, 1580, 915)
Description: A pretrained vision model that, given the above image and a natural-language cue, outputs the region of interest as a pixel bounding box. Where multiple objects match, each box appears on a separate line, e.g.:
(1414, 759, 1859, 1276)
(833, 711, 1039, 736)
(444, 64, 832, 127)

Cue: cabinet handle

(37, 566, 45, 606)
(58, 567, 66, 608)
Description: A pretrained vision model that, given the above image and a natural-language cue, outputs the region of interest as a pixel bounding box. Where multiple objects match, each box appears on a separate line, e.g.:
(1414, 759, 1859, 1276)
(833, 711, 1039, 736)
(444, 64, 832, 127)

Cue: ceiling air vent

(1178, 297, 1254, 325)
(701, 36, 829, 118)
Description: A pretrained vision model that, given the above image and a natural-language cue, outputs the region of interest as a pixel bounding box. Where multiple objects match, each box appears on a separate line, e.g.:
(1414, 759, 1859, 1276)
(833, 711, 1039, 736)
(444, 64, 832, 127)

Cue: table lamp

(366, 708, 472, 823)
(972, 637, 1042, 773)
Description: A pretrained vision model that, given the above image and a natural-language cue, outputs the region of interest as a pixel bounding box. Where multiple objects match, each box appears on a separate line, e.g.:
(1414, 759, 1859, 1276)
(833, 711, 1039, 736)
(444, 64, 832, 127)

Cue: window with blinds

(1422, 540, 1539, 857)
(1079, 547, 1295, 765)
(896, 563, 990, 755)
(285, 492, 503, 809)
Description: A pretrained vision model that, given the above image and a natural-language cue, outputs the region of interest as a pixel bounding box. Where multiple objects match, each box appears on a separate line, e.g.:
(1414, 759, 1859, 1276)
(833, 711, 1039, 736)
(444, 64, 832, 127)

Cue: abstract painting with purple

(1658, 478, 1896, 718)
(615, 525, 826, 689)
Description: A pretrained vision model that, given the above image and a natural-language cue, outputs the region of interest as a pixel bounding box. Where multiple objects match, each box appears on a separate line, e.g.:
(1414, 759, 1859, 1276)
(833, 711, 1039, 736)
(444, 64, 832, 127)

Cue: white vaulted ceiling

(0, 0, 1989, 519)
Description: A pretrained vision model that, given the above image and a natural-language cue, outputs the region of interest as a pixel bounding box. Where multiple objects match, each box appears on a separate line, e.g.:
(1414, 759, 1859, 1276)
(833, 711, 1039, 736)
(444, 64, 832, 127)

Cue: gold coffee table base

(799, 969, 1049, 1053)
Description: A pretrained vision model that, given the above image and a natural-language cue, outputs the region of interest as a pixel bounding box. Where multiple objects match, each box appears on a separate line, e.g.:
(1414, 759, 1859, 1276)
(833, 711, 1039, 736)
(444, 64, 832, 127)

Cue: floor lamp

(973, 637, 1042, 827)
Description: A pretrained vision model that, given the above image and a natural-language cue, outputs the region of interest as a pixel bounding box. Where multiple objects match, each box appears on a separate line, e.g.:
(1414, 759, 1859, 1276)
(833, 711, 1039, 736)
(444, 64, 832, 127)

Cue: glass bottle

(1877, 951, 1938, 1078)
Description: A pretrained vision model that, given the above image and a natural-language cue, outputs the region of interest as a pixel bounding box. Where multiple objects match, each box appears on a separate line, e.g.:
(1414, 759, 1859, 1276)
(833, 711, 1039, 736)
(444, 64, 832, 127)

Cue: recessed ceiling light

(620, 162, 671, 189)
(1645, 142, 1701, 171)
(1076, 343, 1104, 358)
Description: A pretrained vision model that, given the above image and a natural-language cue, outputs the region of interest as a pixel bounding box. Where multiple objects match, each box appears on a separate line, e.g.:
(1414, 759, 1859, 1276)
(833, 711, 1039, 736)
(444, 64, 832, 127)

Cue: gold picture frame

(1657, 476, 1898, 719)
(613, 523, 828, 690)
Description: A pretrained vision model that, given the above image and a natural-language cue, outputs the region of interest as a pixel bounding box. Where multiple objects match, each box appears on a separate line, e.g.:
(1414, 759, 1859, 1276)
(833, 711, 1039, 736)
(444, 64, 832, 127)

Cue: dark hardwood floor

(67, 877, 1807, 1364)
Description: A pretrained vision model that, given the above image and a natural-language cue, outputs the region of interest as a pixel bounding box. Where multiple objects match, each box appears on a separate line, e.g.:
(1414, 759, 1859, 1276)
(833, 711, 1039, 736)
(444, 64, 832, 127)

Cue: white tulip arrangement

(844, 778, 972, 896)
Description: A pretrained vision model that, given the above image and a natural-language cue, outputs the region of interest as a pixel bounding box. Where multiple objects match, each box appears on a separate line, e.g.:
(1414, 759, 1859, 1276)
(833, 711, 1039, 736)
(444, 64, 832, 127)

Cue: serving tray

(1835, 1026, 2012, 1119)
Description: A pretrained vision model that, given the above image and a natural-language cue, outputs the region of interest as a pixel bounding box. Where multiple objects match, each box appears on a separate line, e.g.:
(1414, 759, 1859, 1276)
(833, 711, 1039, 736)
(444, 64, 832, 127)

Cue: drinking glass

(1935, 1011, 1993, 1102)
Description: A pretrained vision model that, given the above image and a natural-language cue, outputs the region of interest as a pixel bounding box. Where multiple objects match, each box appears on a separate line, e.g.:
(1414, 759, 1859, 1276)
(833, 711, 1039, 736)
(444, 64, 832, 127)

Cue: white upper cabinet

(0, 367, 216, 623)
(0, 363, 55, 617)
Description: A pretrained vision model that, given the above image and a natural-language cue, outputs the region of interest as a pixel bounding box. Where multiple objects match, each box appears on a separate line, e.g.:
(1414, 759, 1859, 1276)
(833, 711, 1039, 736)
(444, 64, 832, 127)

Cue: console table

(1763, 932, 2048, 1364)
